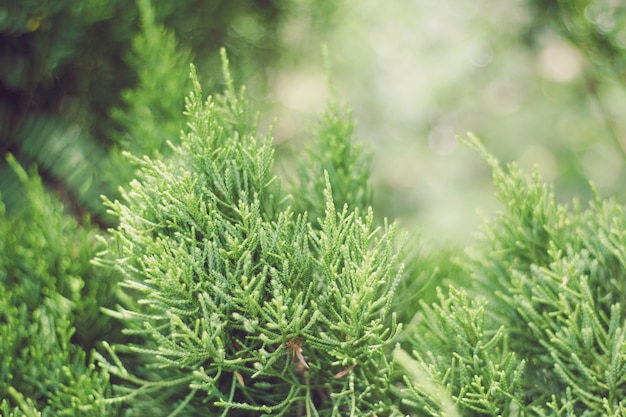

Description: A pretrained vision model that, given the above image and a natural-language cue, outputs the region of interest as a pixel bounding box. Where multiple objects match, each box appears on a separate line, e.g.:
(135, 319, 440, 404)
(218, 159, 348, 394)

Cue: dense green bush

(0, 155, 119, 416)
(5, 53, 626, 413)
(2, 1, 626, 416)
(400, 136, 626, 416)
(94, 51, 402, 415)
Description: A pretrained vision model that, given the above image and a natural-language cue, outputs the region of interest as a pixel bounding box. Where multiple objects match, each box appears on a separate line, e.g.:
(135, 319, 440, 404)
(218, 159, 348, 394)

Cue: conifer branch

(98, 51, 404, 415)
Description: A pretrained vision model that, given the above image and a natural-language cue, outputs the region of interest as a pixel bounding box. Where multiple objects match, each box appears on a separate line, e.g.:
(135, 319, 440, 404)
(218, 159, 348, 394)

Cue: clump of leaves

(0, 155, 119, 416)
(399, 135, 626, 416)
(97, 50, 404, 416)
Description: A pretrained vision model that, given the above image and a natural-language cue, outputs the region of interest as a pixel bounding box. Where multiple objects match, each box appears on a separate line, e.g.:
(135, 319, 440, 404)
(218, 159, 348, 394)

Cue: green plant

(97, 50, 404, 416)
(399, 135, 626, 416)
(0, 0, 336, 225)
(3, 4, 626, 413)
(0, 155, 120, 416)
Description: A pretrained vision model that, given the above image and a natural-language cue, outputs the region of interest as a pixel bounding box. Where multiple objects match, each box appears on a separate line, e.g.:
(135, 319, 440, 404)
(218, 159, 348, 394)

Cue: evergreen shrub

(93, 53, 626, 415)
(400, 136, 626, 416)
(2, 21, 626, 416)
(0, 155, 119, 416)
(96, 50, 404, 416)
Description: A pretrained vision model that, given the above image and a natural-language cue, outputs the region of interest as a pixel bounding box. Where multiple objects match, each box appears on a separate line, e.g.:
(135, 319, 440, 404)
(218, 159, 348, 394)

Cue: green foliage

(97, 51, 403, 416)
(104, 0, 195, 210)
(463, 135, 626, 413)
(0, 155, 120, 415)
(3, 3, 626, 415)
(7, 46, 621, 415)
(109, 0, 193, 158)
(0, 0, 333, 226)
(293, 99, 373, 226)
(400, 287, 526, 416)
(400, 134, 626, 416)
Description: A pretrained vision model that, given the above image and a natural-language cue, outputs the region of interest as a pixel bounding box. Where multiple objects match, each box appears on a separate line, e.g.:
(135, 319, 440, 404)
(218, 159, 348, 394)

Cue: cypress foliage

(97, 50, 403, 416)
(399, 135, 626, 416)
(3, 4, 626, 413)
(109, 0, 193, 159)
(0, 156, 120, 416)
(293, 99, 373, 226)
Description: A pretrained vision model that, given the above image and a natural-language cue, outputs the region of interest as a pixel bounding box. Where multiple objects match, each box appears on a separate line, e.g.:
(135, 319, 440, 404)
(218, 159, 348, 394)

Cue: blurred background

(2, 0, 626, 245)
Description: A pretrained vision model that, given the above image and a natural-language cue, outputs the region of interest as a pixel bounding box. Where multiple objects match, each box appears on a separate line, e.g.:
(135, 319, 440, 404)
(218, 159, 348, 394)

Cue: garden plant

(2, 0, 626, 416)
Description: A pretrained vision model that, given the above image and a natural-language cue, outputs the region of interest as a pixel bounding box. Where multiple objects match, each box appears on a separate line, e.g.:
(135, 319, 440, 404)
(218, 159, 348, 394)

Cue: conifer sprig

(461, 134, 626, 413)
(294, 102, 373, 226)
(98, 50, 404, 416)
(401, 134, 626, 416)
(400, 286, 526, 416)
(0, 155, 119, 416)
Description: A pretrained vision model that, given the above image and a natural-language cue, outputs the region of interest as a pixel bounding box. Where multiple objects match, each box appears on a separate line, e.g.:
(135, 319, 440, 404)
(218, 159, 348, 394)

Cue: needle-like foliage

(97, 50, 403, 416)
(399, 134, 626, 416)
(0, 156, 120, 416)
(5, 17, 626, 413)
